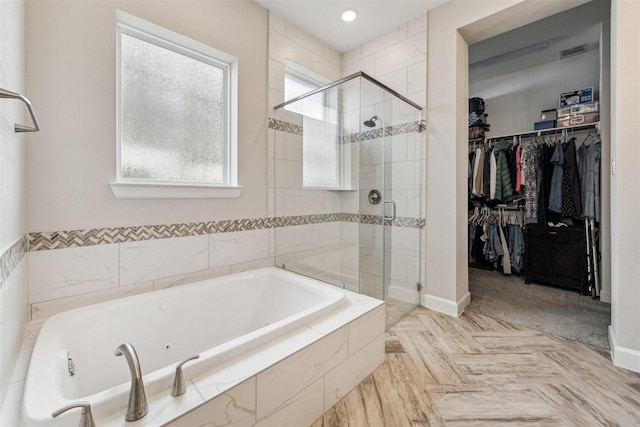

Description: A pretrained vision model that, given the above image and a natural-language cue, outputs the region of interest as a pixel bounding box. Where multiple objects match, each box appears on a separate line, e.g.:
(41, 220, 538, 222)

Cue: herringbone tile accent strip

(268, 118, 303, 135)
(27, 213, 424, 252)
(0, 235, 28, 287)
(273, 117, 423, 144)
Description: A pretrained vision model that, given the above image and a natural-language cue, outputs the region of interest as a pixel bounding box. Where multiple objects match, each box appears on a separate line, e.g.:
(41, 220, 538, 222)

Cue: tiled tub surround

(7, 212, 423, 321)
(10, 269, 384, 426)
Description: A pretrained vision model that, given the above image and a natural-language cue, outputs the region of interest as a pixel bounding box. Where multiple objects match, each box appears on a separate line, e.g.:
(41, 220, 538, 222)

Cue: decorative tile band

(270, 117, 425, 142)
(28, 213, 423, 252)
(268, 118, 303, 135)
(0, 234, 28, 288)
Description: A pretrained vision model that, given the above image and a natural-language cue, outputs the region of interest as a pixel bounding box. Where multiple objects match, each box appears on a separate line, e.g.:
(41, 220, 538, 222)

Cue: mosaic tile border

(268, 118, 303, 135)
(27, 213, 424, 252)
(270, 117, 425, 143)
(0, 235, 28, 288)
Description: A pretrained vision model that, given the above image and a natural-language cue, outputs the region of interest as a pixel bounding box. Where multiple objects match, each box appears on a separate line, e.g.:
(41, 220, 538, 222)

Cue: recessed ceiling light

(341, 9, 358, 22)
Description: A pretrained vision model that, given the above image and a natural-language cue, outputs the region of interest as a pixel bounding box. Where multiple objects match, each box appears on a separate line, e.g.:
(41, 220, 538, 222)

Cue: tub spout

(115, 343, 148, 421)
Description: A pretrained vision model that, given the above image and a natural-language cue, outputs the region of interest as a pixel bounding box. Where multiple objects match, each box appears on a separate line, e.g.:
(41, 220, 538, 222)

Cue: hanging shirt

(577, 136, 601, 221)
(515, 145, 523, 193)
(472, 148, 482, 196)
(548, 142, 564, 213)
(560, 138, 582, 218)
(490, 151, 497, 200)
(474, 149, 485, 196)
(493, 140, 514, 202)
(522, 144, 541, 223)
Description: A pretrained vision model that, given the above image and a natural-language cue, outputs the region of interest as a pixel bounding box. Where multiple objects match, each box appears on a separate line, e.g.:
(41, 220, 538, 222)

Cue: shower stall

(271, 72, 424, 326)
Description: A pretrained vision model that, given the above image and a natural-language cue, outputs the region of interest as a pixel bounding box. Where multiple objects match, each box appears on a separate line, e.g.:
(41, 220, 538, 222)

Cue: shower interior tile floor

(312, 306, 640, 426)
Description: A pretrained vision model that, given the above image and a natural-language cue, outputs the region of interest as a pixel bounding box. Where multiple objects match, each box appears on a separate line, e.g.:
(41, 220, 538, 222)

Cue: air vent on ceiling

(560, 44, 586, 59)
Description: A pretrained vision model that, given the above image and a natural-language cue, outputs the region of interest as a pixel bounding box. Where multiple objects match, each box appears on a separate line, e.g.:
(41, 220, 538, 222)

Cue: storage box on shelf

(557, 101, 599, 127)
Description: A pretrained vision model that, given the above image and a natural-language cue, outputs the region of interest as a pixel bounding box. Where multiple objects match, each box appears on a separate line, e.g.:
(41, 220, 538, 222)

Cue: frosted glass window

(118, 18, 235, 186)
(284, 64, 339, 188)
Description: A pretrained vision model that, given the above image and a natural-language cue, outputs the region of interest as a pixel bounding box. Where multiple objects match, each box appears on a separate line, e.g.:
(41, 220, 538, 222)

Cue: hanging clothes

(490, 150, 497, 200)
(472, 148, 482, 196)
(492, 139, 514, 202)
(522, 143, 541, 223)
(548, 141, 564, 213)
(474, 148, 485, 196)
(561, 138, 582, 218)
(483, 147, 492, 196)
(515, 145, 523, 193)
(577, 136, 601, 221)
(508, 223, 525, 273)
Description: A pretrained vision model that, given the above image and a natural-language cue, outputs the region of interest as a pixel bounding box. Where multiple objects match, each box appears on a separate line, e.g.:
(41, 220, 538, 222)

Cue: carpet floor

(467, 267, 611, 350)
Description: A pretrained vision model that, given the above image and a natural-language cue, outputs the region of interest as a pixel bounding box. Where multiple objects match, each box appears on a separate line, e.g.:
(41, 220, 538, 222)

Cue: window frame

(110, 10, 240, 199)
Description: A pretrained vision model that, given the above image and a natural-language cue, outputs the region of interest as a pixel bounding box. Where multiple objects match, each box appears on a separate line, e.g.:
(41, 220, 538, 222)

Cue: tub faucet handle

(171, 354, 200, 397)
(52, 401, 96, 427)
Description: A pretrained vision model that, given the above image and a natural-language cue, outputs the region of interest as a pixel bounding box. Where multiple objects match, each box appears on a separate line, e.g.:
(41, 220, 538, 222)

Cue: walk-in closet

(465, 0, 611, 349)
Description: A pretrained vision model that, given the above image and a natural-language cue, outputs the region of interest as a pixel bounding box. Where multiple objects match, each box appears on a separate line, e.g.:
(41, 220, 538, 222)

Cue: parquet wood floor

(312, 307, 640, 426)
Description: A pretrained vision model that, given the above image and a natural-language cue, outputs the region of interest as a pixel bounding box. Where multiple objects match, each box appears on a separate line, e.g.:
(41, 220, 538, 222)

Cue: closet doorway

(465, 0, 611, 349)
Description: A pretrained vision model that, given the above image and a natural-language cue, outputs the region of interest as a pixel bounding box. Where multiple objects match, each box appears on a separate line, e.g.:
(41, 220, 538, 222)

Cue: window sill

(109, 182, 243, 199)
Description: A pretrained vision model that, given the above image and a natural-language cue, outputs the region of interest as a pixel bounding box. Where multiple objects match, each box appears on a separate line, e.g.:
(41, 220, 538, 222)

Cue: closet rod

(468, 122, 599, 144)
(0, 87, 40, 132)
(484, 122, 599, 142)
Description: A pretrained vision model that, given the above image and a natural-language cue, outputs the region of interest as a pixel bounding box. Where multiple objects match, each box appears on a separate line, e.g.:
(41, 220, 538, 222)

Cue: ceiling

(252, 0, 448, 53)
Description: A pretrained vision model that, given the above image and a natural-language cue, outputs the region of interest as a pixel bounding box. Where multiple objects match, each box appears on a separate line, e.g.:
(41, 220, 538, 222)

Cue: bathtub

(22, 267, 350, 426)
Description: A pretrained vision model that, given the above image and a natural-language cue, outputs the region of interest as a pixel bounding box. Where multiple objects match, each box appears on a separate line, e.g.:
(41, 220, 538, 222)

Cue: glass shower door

(359, 80, 423, 326)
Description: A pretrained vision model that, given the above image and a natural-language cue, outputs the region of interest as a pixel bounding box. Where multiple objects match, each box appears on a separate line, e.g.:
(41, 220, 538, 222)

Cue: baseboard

(608, 325, 640, 373)
(423, 292, 470, 317)
(599, 289, 611, 304)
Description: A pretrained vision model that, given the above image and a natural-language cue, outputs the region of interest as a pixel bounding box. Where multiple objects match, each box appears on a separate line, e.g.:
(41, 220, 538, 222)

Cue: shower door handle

(383, 200, 396, 221)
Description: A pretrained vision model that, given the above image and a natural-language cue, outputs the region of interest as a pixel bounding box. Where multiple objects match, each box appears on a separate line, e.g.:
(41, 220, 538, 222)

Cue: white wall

(609, 0, 640, 373)
(0, 0, 29, 415)
(26, 0, 269, 232)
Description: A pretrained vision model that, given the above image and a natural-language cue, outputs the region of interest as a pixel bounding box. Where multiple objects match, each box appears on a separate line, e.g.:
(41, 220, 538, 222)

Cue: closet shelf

(469, 122, 599, 144)
(0, 87, 40, 133)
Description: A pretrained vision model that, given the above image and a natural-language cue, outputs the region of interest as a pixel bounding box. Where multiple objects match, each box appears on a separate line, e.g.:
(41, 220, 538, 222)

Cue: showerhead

(363, 115, 378, 128)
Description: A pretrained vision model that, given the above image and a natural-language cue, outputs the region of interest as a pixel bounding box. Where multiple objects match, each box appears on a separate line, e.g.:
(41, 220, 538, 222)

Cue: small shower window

(112, 11, 239, 198)
(284, 62, 339, 189)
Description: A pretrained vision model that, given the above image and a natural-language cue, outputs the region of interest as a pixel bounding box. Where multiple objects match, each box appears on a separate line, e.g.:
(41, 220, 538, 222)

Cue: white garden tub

(22, 267, 346, 426)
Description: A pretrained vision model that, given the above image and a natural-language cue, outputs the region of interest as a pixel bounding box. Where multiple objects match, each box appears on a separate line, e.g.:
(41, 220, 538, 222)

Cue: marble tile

(268, 58, 285, 92)
(274, 158, 303, 189)
(361, 23, 408, 58)
(269, 29, 313, 71)
(408, 60, 427, 93)
(348, 305, 385, 355)
(209, 229, 270, 269)
(153, 266, 232, 290)
(28, 243, 119, 303)
(375, 35, 426, 76)
(167, 378, 256, 427)
(284, 21, 325, 57)
(120, 236, 208, 286)
(324, 333, 384, 411)
(31, 281, 154, 320)
(255, 378, 324, 427)
(256, 326, 348, 419)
